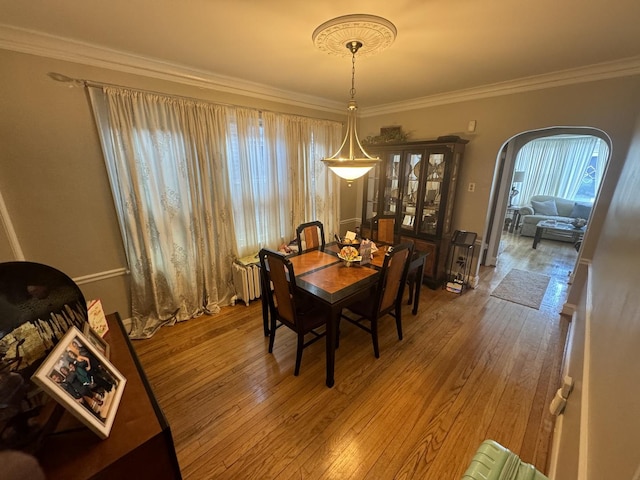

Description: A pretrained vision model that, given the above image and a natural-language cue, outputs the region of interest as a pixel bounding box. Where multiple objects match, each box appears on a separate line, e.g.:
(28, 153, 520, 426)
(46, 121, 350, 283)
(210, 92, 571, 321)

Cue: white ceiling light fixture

(313, 14, 397, 186)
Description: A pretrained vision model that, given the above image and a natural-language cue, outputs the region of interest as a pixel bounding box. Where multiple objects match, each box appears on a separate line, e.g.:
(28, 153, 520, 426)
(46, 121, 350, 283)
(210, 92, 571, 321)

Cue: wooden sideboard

(37, 312, 181, 479)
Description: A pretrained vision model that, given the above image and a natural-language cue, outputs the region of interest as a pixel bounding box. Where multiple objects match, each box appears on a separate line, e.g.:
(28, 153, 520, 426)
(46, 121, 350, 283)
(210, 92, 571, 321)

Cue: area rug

(490, 268, 551, 309)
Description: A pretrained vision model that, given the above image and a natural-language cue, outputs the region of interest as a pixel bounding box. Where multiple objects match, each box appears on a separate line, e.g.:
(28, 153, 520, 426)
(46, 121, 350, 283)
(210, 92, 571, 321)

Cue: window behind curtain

(514, 135, 609, 205)
(226, 110, 342, 257)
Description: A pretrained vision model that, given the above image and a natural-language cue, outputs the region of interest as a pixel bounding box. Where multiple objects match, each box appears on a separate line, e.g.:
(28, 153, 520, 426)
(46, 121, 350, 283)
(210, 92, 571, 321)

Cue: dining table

(262, 242, 427, 387)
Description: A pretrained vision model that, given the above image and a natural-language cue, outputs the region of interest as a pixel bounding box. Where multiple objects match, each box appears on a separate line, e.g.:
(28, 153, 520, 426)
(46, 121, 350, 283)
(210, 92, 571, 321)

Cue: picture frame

(31, 326, 126, 439)
(87, 299, 109, 337)
(83, 322, 110, 359)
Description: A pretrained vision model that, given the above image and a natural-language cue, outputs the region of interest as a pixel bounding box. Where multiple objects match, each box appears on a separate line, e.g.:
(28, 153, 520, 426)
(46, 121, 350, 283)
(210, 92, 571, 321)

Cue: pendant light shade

(313, 15, 397, 186)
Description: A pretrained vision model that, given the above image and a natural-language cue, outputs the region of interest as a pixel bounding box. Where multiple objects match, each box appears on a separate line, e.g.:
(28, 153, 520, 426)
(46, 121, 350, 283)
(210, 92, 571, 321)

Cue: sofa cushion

(531, 199, 558, 216)
(570, 202, 592, 219)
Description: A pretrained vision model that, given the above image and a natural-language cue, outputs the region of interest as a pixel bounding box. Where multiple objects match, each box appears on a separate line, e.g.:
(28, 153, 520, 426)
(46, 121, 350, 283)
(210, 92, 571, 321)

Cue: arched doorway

(483, 126, 611, 268)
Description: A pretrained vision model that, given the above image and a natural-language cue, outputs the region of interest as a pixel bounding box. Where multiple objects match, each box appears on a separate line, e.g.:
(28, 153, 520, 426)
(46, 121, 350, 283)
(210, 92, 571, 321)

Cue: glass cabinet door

(364, 163, 380, 224)
(382, 153, 401, 216)
(418, 152, 445, 235)
(399, 152, 422, 234)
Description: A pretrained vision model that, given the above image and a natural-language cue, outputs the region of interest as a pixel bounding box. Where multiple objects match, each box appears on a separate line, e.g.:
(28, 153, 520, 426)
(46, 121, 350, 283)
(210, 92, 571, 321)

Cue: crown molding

(361, 56, 640, 117)
(0, 24, 344, 114)
(2, 24, 639, 118)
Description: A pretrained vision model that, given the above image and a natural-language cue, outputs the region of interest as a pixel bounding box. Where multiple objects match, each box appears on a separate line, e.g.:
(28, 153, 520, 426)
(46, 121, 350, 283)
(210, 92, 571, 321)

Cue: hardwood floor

(133, 233, 576, 479)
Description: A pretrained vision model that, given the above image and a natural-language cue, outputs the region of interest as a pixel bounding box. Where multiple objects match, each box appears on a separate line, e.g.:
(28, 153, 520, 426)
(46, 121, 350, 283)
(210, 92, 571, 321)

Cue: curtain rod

(47, 72, 342, 125)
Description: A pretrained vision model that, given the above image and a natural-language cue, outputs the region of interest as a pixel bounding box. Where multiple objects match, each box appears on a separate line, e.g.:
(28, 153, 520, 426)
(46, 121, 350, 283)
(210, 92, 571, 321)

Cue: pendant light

(313, 14, 397, 186)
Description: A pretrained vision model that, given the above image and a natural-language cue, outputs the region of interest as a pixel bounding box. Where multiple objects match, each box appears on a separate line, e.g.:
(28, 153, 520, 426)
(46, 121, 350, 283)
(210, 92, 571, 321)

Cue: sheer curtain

(228, 110, 342, 256)
(89, 85, 341, 337)
(594, 141, 611, 193)
(514, 135, 602, 204)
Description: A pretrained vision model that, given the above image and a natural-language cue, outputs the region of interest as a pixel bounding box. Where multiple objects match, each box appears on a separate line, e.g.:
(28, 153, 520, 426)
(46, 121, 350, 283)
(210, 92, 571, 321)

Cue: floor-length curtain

(89, 86, 237, 338)
(515, 135, 601, 204)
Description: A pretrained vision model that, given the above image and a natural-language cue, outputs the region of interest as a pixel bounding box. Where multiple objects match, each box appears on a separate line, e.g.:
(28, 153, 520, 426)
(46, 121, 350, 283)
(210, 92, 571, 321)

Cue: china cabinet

(361, 138, 467, 288)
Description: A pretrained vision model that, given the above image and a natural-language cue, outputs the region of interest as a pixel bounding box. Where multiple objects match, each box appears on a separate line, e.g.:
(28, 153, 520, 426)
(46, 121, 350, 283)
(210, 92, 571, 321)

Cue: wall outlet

(468, 182, 476, 192)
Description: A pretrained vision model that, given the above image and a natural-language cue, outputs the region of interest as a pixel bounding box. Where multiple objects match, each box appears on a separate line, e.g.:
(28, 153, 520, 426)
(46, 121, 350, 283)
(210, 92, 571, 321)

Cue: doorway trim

(482, 126, 611, 268)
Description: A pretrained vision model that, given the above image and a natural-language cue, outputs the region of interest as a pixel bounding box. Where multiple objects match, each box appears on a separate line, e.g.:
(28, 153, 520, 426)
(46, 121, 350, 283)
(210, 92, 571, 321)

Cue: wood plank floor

(133, 232, 575, 479)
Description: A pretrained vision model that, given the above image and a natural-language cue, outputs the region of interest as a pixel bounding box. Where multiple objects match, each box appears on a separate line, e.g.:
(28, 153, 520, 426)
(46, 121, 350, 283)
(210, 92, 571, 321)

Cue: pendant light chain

(319, 38, 380, 184)
(350, 50, 357, 100)
(347, 40, 362, 101)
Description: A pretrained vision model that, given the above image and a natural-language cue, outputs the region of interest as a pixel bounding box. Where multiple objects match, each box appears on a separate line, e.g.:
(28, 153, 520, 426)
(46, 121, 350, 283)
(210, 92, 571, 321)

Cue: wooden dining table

(262, 242, 427, 387)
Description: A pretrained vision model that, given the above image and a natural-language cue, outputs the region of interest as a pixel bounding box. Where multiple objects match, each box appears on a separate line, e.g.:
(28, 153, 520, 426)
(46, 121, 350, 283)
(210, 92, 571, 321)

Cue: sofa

(518, 195, 592, 241)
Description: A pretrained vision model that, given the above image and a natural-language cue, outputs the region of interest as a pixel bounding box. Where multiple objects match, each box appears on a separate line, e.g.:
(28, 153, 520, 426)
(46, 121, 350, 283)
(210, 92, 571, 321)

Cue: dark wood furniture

(290, 246, 379, 387)
(258, 248, 327, 376)
(361, 138, 467, 288)
(259, 243, 427, 337)
(260, 242, 424, 387)
(295, 220, 325, 252)
(340, 243, 413, 358)
(406, 250, 428, 315)
(37, 312, 181, 479)
(369, 214, 396, 244)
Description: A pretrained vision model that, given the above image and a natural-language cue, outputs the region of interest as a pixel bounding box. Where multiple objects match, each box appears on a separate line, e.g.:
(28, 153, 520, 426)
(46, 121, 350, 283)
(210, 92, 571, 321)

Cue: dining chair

(369, 215, 396, 244)
(258, 248, 327, 376)
(339, 242, 413, 358)
(296, 220, 326, 252)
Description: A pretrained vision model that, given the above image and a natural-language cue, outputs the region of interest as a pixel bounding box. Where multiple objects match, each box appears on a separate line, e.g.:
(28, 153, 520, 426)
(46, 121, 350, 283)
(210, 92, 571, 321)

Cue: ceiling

(2, 0, 640, 114)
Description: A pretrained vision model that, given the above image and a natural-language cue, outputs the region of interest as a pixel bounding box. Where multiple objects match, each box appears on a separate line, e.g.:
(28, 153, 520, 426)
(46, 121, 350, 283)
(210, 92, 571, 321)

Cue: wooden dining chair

(296, 220, 326, 252)
(258, 248, 327, 376)
(339, 242, 413, 358)
(370, 215, 396, 244)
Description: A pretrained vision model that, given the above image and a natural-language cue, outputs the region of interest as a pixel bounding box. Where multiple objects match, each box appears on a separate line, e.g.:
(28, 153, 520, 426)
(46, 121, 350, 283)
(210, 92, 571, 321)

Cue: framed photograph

(31, 326, 126, 439)
(83, 323, 110, 359)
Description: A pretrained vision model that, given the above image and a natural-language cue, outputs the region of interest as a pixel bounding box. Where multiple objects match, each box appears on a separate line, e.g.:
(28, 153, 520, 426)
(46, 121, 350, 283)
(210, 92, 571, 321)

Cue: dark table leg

(532, 226, 544, 249)
(412, 260, 425, 315)
(325, 306, 339, 387)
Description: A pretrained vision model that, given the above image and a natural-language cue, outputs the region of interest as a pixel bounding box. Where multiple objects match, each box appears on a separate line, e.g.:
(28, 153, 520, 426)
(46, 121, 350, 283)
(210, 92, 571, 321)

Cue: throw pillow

(531, 199, 558, 216)
(570, 202, 592, 219)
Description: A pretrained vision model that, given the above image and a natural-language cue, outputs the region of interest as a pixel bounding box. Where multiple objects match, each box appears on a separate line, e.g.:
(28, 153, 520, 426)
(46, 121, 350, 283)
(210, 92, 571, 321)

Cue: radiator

(232, 262, 261, 306)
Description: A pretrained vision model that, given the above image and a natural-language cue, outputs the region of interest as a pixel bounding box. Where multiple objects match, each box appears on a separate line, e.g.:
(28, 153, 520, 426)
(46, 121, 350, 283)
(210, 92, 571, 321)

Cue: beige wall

(585, 111, 640, 479)
(357, 77, 640, 254)
(0, 49, 342, 318)
(553, 109, 640, 479)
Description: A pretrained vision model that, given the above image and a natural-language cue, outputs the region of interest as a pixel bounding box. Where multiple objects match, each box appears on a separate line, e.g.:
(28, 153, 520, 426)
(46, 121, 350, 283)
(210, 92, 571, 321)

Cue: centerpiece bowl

(336, 238, 361, 250)
(338, 246, 361, 267)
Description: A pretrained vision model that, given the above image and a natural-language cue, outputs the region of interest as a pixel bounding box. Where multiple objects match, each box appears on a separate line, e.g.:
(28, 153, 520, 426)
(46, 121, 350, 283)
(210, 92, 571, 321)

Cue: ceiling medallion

(312, 14, 397, 58)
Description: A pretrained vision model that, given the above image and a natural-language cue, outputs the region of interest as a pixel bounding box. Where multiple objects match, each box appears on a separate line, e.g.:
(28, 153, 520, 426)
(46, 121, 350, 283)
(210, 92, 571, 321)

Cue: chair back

(377, 243, 412, 313)
(296, 221, 325, 251)
(258, 249, 296, 325)
(370, 215, 396, 244)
